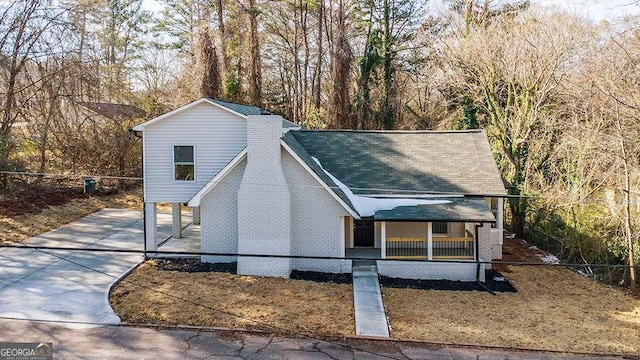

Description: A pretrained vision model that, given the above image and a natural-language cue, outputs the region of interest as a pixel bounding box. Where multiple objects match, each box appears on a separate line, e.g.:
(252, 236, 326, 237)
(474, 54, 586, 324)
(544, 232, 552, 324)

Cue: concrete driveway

(0, 209, 184, 328)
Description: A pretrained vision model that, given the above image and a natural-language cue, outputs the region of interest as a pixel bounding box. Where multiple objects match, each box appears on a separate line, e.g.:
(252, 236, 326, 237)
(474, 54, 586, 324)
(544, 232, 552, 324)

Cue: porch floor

(153, 211, 200, 258)
(156, 221, 201, 258)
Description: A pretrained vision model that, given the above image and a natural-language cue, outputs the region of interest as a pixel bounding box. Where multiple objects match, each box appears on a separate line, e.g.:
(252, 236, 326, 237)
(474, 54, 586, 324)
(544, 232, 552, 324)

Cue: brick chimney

(237, 115, 291, 277)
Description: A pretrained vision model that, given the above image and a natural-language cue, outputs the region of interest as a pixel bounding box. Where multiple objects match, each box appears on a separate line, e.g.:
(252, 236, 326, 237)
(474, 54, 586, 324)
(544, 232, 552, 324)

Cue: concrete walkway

(352, 260, 390, 337)
(0, 209, 185, 329)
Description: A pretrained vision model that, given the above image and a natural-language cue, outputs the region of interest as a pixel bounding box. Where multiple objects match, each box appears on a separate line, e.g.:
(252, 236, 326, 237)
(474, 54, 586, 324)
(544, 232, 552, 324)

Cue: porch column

(145, 202, 157, 253)
(172, 203, 182, 238)
(427, 222, 433, 260)
(192, 206, 201, 225)
(339, 216, 346, 257)
(380, 221, 386, 259)
(497, 198, 504, 232)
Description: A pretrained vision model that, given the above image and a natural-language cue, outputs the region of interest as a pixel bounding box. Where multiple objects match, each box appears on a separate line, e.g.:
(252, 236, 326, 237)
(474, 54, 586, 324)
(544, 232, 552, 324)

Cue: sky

(142, 0, 640, 23)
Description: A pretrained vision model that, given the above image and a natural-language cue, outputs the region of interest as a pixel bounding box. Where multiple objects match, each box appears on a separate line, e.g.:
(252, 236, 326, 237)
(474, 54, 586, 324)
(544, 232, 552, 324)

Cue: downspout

(129, 128, 147, 259)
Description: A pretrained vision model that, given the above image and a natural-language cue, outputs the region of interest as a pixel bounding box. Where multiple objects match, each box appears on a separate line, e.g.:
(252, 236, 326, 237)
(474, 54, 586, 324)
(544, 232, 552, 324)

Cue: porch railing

(386, 236, 475, 260)
(432, 237, 474, 259)
(386, 237, 427, 258)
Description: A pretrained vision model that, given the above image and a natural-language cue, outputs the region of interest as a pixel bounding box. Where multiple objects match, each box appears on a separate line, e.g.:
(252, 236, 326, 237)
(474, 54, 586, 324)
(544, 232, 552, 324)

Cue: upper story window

(432, 221, 448, 235)
(174, 145, 195, 181)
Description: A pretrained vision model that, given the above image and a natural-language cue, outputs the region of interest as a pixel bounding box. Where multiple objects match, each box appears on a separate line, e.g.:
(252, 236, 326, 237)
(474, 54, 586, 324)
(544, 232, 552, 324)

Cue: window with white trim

(174, 145, 195, 181)
(432, 222, 448, 234)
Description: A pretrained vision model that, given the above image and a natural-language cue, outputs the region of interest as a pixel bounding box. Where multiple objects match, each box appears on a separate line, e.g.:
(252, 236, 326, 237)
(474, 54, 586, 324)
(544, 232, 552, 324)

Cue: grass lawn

(110, 260, 355, 336)
(383, 238, 640, 355)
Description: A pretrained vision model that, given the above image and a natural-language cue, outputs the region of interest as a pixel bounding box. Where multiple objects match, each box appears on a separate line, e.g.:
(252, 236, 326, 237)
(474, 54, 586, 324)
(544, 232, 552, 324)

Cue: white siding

(143, 102, 247, 203)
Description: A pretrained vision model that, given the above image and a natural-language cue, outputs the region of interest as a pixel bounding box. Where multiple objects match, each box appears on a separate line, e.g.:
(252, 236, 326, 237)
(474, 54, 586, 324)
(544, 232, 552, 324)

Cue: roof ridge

(291, 129, 484, 134)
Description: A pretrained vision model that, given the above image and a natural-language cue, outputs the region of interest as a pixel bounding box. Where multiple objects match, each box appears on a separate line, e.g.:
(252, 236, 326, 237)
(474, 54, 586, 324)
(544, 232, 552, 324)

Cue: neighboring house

(133, 98, 506, 281)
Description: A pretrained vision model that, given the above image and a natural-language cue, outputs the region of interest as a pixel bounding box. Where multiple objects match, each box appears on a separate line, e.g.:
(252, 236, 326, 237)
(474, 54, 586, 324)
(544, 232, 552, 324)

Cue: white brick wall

(237, 116, 291, 277)
(377, 260, 485, 282)
(200, 160, 246, 264)
(282, 149, 351, 274)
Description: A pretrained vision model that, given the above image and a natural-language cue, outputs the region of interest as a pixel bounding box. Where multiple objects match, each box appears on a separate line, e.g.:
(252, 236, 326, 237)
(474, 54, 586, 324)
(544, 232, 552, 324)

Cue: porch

(343, 197, 502, 262)
(345, 225, 476, 261)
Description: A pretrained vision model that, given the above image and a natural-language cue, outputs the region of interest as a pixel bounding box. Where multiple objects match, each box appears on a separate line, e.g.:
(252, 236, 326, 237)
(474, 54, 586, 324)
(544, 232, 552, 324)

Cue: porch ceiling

(373, 197, 495, 222)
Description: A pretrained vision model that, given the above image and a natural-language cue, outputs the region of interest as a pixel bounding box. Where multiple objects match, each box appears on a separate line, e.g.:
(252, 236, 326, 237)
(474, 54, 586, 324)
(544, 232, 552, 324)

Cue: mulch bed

(379, 269, 517, 293)
(290, 270, 353, 284)
(154, 259, 353, 284)
(155, 258, 237, 273)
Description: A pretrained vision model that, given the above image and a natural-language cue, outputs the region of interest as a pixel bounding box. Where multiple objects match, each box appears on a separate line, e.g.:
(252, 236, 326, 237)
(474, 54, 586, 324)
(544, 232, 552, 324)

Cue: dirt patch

(379, 270, 516, 293)
(0, 183, 124, 217)
(383, 237, 640, 355)
(0, 187, 143, 244)
(110, 260, 355, 336)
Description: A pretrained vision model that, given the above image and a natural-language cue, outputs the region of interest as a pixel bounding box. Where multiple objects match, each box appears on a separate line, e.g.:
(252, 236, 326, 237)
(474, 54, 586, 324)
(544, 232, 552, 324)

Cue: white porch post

(192, 206, 201, 225)
(349, 217, 354, 248)
(339, 216, 346, 257)
(497, 198, 504, 232)
(427, 222, 433, 260)
(172, 203, 182, 238)
(145, 202, 157, 252)
(380, 221, 386, 259)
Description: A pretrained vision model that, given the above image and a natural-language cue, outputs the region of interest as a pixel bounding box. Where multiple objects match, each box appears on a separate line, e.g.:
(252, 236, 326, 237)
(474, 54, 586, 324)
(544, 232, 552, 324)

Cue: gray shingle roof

(209, 98, 299, 128)
(373, 197, 495, 222)
(79, 102, 145, 120)
(282, 133, 355, 212)
(284, 129, 506, 197)
(209, 99, 271, 115)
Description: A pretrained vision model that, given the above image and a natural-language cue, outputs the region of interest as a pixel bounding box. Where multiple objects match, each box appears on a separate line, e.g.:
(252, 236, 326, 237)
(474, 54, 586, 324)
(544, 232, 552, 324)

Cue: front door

(354, 220, 375, 247)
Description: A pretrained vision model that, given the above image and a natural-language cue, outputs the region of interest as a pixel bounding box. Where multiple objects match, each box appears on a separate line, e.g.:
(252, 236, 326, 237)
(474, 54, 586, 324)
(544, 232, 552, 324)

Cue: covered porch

(344, 197, 502, 262)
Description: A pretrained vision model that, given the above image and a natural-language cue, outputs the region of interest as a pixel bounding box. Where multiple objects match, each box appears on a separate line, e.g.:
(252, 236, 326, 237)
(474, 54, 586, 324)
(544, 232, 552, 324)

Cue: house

(133, 98, 506, 281)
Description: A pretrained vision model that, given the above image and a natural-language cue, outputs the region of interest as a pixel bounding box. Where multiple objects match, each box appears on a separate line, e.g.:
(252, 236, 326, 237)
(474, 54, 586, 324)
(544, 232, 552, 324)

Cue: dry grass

(383, 241, 640, 354)
(110, 260, 355, 336)
(0, 188, 143, 244)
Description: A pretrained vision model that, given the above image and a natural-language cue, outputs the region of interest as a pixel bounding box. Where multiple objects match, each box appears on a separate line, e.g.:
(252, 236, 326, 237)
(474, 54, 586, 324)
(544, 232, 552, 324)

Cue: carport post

(172, 203, 182, 238)
(192, 206, 201, 225)
(145, 202, 158, 252)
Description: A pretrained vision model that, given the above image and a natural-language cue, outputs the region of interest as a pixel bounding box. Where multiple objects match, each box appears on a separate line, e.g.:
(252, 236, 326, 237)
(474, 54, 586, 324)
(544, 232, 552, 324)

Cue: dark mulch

(290, 270, 353, 284)
(379, 269, 517, 293)
(154, 258, 237, 273)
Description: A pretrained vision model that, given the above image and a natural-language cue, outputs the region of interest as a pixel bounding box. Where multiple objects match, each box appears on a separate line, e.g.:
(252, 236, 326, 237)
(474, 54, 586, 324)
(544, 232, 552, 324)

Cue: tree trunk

(248, 0, 262, 106)
(620, 133, 637, 291)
